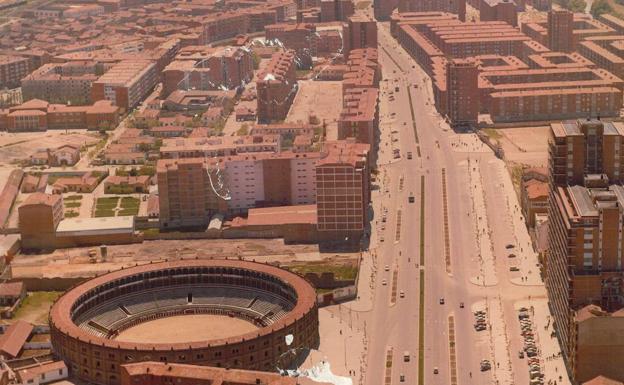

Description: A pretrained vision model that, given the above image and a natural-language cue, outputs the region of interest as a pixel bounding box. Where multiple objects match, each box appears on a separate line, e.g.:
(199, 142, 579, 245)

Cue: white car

(384, 265, 390, 271)
(382, 279, 387, 286)
(399, 291, 405, 298)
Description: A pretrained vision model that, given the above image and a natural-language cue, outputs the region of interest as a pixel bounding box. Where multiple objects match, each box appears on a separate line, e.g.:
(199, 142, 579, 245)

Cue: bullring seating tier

(74, 285, 295, 337)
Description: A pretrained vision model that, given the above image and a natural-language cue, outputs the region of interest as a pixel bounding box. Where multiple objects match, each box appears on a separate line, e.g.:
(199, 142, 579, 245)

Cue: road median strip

(442, 168, 452, 274)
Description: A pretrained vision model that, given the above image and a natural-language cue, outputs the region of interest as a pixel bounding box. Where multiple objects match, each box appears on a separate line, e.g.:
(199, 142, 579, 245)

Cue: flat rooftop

(56, 216, 134, 236)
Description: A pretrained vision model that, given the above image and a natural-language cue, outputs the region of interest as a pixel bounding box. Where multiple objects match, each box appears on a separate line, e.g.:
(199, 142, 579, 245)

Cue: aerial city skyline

(0, 0, 624, 383)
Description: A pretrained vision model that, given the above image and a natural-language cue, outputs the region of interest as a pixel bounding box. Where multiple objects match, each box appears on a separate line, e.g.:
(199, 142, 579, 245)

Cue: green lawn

(13, 292, 62, 324)
(95, 209, 116, 217)
(65, 210, 79, 218)
(65, 202, 81, 208)
(65, 195, 83, 201)
(118, 208, 138, 216)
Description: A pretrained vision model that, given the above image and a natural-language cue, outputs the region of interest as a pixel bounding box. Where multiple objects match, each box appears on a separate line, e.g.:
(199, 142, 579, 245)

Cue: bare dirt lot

(287, 81, 343, 140)
(12, 238, 359, 281)
(0, 130, 99, 165)
(114, 314, 258, 343)
(485, 126, 550, 168)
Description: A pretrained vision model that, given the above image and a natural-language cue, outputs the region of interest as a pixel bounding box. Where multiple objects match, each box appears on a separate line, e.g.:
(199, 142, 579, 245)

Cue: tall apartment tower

(446, 58, 479, 126)
(548, 9, 574, 52)
(546, 119, 624, 383)
(316, 141, 370, 244)
(549, 119, 624, 187)
(256, 50, 298, 123)
(373, 0, 398, 21)
(157, 159, 226, 229)
(344, 16, 378, 55)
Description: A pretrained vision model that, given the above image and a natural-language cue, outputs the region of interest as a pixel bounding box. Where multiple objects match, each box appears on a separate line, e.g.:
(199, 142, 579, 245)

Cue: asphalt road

(359, 16, 563, 385)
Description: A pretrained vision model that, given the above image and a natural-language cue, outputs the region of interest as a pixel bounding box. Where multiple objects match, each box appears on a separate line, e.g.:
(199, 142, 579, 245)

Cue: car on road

(508, 253, 516, 258)
(380, 236, 385, 243)
(407, 152, 412, 159)
(518, 350, 525, 359)
(439, 298, 445, 305)
(395, 86, 399, 92)
(399, 374, 405, 382)
(385, 265, 390, 271)
(408, 195, 415, 203)
(460, 302, 464, 308)
(403, 351, 410, 362)
(510, 266, 520, 272)
(399, 291, 405, 298)
(480, 360, 491, 371)
(382, 279, 387, 286)
(506, 244, 515, 249)
(433, 367, 439, 374)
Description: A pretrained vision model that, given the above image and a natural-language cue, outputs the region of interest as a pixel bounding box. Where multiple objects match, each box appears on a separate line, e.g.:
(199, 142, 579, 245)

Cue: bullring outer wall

(49, 259, 319, 385)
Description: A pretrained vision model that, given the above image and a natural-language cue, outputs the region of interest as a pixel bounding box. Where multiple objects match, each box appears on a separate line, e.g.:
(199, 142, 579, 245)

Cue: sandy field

(287, 81, 343, 140)
(489, 126, 550, 168)
(114, 314, 258, 343)
(0, 130, 99, 164)
(11, 238, 359, 281)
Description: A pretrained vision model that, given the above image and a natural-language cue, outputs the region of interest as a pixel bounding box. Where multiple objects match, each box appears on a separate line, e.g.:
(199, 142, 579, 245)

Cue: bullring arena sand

(113, 314, 259, 343)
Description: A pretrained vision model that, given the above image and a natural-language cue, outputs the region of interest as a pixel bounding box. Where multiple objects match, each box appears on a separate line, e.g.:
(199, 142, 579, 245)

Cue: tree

(568, 0, 587, 12)
(591, 0, 612, 16)
(251, 52, 261, 70)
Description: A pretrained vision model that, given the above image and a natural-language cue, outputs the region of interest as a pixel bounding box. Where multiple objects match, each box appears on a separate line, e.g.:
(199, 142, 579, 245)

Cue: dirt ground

(0, 130, 99, 165)
(11, 238, 359, 280)
(287, 81, 343, 140)
(11, 291, 61, 324)
(487, 126, 550, 168)
(114, 314, 258, 343)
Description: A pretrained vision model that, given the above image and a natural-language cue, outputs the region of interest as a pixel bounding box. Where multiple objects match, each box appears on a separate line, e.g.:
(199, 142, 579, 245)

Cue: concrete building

(344, 16, 378, 54)
(21, 61, 99, 104)
(18, 193, 64, 250)
(549, 120, 624, 187)
(316, 140, 370, 243)
(479, 0, 517, 27)
(256, 50, 297, 123)
(397, 0, 466, 21)
(0, 99, 119, 132)
(338, 87, 379, 144)
(320, 0, 354, 21)
(157, 159, 227, 229)
(548, 9, 574, 52)
(548, 183, 624, 383)
(162, 46, 253, 96)
(91, 60, 158, 111)
(0, 56, 30, 89)
(374, 0, 399, 21)
(445, 58, 479, 126)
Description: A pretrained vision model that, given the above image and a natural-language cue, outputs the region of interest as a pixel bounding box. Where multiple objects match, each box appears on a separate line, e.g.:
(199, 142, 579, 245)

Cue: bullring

(49, 259, 319, 385)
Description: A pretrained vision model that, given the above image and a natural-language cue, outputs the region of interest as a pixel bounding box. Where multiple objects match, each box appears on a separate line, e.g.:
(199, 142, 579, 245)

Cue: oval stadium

(49, 259, 319, 385)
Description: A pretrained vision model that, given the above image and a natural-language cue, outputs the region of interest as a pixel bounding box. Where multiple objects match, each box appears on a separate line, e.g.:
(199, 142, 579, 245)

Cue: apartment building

(479, 0, 517, 27)
(91, 60, 158, 111)
(549, 119, 624, 186)
(256, 50, 297, 123)
(0, 99, 119, 132)
(397, 0, 466, 21)
(548, 9, 574, 52)
(446, 58, 479, 126)
(338, 87, 379, 144)
(344, 16, 378, 54)
(548, 182, 624, 383)
(162, 46, 253, 96)
(18, 193, 63, 250)
(0, 56, 30, 89)
(21, 62, 100, 104)
(316, 140, 370, 243)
